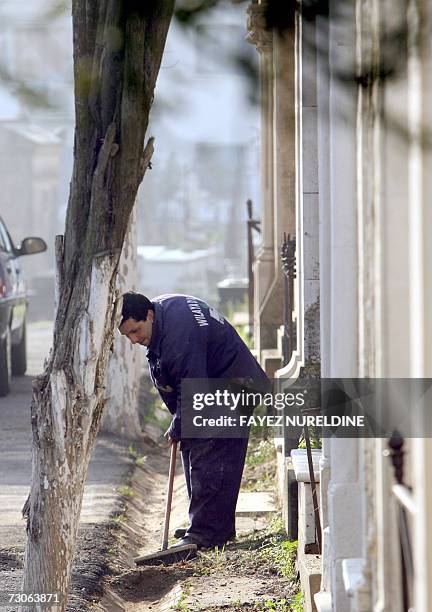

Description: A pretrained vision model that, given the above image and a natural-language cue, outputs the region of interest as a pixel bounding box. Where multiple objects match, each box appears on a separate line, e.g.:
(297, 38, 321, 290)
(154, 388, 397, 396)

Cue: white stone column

(368, 0, 412, 608)
(355, 2, 388, 609)
(316, 12, 332, 598)
(325, 2, 363, 609)
(247, 1, 278, 357)
(275, 6, 320, 381)
(409, 2, 432, 610)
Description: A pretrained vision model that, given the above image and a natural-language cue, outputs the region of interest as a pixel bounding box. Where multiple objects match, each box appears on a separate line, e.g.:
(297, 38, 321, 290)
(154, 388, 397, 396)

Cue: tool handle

(161, 440, 177, 550)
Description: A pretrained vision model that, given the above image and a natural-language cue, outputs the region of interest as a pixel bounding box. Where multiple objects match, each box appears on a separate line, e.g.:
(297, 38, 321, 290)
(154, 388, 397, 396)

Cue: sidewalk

(0, 322, 132, 611)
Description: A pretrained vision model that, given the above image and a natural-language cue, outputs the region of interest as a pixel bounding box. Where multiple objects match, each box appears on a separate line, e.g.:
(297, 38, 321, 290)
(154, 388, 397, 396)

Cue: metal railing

(303, 419, 322, 554)
(281, 232, 296, 364)
(386, 431, 414, 612)
(281, 232, 322, 552)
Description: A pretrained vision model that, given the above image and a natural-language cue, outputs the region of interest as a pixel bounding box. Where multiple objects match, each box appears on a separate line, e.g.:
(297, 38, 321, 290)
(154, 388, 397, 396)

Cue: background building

(136, 2, 260, 302)
(0, 1, 260, 316)
(0, 0, 73, 318)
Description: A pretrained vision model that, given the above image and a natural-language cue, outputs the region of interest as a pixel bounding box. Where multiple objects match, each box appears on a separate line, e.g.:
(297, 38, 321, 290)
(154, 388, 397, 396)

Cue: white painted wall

(102, 212, 142, 439)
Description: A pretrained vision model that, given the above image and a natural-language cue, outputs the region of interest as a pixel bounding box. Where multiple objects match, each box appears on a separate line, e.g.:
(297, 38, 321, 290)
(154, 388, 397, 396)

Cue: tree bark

(21, 2, 174, 609)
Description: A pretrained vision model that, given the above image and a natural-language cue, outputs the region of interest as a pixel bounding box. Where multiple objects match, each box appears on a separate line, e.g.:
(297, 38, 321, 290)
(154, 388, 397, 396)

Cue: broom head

(134, 542, 198, 566)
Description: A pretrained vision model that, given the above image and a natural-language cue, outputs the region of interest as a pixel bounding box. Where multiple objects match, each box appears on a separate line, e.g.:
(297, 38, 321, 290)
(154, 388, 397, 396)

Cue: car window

(0, 219, 13, 253)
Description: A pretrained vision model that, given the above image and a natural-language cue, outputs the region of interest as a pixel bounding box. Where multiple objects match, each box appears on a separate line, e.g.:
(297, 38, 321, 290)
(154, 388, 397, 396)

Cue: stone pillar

(271, 13, 321, 593)
(275, 6, 321, 382)
(247, 1, 285, 360)
(325, 1, 363, 609)
(273, 29, 296, 275)
(408, 3, 432, 610)
(316, 11, 332, 599)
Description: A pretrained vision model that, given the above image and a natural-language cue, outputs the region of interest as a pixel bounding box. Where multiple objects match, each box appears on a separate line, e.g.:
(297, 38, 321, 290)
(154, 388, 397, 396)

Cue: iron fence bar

(392, 484, 416, 516)
(281, 232, 296, 364)
(303, 424, 322, 554)
(387, 431, 414, 611)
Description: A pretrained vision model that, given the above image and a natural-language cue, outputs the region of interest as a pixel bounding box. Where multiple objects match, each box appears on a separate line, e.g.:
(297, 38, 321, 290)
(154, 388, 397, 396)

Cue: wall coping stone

(291, 448, 321, 482)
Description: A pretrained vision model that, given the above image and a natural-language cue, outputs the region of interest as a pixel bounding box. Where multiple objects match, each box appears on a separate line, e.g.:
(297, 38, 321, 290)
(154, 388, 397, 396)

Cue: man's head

(119, 292, 154, 347)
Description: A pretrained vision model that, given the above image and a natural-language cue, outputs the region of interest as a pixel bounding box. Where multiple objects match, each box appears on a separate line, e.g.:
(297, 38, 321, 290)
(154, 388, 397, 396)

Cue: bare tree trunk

(21, 2, 174, 609)
(102, 209, 142, 438)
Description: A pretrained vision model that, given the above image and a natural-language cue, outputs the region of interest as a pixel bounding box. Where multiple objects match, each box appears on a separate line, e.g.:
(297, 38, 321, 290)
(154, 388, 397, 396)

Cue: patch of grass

(194, 546, 227, 576)
(193, 546, 227, 576)
(143, 386, 172, 430)
(170, 588, 191, 611)
(235, 323, 253, 350)
(267, 515, 284, 534)
(112, 513, 126, 525)
(290, 591, 304, 611)
(258, 538, 298, 580)
(192, 516, 297, 582)
(298, 431, 321, 449)
(243, 437, 277, 493)
(138, 375, 172, 433)
(128, 444, 139, 459)
(261, 597, 290, 611)
(188, 515, 302, 611)
(246, 439, 275, 467)
(127, 444, 147, 466)
(117, 485, 134, 498)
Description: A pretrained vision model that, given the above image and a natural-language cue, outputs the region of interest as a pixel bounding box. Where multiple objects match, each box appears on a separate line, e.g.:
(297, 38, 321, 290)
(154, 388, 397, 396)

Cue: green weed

(235, 323, 253, 349)
(143, 387, 172, 430)
(290, 591, 304, 611)
(194, 545, 227, 576)
(128, 444, 139, 459)
(117, 485, 134, 498)
(258, 538, 298, 580)
(262, 597, 290, 611)
(170, 589, 190, 611)
(298, 431, 321, 449)
(266, 515, 285, 534)
(112, 513, 126, 525)
(246, 439, 275, 467)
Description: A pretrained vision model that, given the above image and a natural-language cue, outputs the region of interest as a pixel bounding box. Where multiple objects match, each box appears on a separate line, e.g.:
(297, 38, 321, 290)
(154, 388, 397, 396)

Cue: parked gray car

(0, 216, 47, 396)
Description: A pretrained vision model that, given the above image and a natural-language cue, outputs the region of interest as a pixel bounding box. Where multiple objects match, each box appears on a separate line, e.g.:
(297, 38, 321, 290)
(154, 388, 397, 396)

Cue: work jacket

(146, 294, 269, 440)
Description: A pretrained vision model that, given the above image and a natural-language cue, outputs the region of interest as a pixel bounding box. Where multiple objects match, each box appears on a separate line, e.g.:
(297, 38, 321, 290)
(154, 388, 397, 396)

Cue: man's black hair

(120, 292, 154, 326)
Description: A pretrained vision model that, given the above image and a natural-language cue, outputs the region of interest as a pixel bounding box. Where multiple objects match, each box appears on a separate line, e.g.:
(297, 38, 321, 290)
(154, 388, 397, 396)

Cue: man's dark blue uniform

(121, 293, 269, 549)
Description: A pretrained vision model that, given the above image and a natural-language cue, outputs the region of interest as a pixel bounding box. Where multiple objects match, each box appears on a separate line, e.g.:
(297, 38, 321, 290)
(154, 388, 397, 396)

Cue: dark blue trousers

(181, 437, 249, 548)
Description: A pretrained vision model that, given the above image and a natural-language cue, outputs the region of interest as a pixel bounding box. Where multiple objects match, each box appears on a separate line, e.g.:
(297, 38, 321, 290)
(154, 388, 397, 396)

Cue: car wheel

(0, 326, 12, 397)
(12, 321, 27, 376)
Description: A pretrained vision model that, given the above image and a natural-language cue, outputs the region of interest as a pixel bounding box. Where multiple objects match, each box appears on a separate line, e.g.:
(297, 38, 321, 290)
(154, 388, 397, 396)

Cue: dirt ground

(0, 424, 301, 611)
(93, 434, 302, 612)
(0, 370, 131, 612)
(0, 505, 125, 612)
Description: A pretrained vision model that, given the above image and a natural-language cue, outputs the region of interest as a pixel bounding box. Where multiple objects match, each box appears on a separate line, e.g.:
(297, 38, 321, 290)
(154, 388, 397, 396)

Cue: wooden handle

(161, 441, 177, 550)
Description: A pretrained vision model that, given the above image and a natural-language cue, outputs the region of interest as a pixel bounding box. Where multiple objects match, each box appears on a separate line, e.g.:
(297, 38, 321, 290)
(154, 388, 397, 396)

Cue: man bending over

(119, 292, 269, 550)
